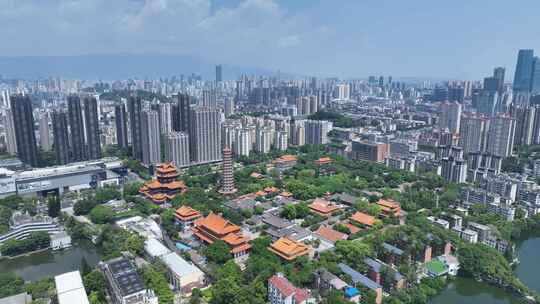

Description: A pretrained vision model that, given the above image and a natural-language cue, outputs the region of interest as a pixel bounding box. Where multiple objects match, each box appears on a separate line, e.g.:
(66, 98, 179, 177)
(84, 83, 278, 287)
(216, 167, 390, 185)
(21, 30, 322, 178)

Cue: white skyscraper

(165, 132, 190, 168)
(141, 110, 161, 166)
(438, 101, 462, 134)
(234, 128, 251, 157)
(337, 84, 350, 100)
(274, 131, 288, 151)
(255, 127, 272, 153)
(189, 107, 222, 163)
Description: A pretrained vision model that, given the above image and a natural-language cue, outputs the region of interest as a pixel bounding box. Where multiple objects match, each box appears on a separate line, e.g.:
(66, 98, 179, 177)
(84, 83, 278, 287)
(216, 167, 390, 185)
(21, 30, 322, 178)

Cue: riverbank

(432, 233, 540, 304)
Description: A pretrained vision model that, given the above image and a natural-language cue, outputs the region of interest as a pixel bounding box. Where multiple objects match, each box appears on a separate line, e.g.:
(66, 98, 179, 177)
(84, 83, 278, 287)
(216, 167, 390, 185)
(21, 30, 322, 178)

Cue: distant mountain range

(0, 53, 281, 81)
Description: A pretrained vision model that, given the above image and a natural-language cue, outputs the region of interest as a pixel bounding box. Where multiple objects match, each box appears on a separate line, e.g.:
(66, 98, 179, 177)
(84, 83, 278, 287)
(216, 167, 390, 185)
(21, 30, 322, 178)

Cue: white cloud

(0, 0, 333, 69)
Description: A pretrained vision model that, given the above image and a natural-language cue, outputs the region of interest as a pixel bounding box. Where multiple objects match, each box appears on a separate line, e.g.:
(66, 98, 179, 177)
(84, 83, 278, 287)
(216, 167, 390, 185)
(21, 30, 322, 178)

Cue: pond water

(432, 233, 540, 303)
(0, 240, 102, 281)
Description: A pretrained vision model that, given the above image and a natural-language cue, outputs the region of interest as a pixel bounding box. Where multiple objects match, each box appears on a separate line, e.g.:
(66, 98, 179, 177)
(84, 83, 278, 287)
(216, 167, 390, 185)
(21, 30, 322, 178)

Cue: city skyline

(2, 0, 540, 79)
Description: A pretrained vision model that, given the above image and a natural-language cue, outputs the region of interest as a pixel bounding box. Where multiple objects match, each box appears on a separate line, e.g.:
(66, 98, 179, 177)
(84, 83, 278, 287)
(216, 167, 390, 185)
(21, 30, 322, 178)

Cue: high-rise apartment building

(224, 98, 234, 118)
(11, 95, 38, 166)
(141, 110, 161, 166)
(175, 93, 191, 132)
(351, 140, 389, 163)
(114, 104, 129, 149)
(52, 111, 70, 165)
(274, 131, 288, 151)
(128, 96, 143, 160)
(234, 128, 251, 157)
(38, 112, 51, 151)
(164, 132, 190, 168)
(255, 127, 272, 154)
(441, 157, 467, 183)
(438, 101, 462, 134)
(305, 120, 332, 145)
(3, 109, 17, 155)
(459, 115, 488, 154)
(486, 115, 516, 158)
(189, 107, 221, 163)
(337, 84, 350, 100)
(83, 96, 101, 159)
(67, 95, 86, 161)
(158, 103, 172, 135)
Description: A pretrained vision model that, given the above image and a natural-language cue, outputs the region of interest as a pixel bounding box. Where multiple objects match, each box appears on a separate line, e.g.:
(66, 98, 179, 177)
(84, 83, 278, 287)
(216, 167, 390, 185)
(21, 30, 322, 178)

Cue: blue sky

(1, 0, 539, 79)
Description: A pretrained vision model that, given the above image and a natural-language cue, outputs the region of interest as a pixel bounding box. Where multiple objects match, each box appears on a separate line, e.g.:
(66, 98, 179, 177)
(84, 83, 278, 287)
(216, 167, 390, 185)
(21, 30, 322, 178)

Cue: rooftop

(338, 263, 381, 291)
(160, 252, 204, 279)
(314, 226, 347, 243)
(268, 237, 311, 261)
(349, 212, 377, 227)
(105, 258, 145, 296)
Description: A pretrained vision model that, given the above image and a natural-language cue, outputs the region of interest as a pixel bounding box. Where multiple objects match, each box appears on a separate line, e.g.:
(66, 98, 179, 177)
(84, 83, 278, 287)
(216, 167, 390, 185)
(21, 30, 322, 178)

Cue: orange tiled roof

(255, 190, 267, 196)
(264, 187, 280, 193)
(175, 206, 201, 221)
(315, 226, 348, 243)
(162, 181, 187, 190)
(350, 212, 377, 227)
(194, 212, 241, 236)
(230, 243, 252, 254)
(377, 198, 400, 209)
(274, 154, 298, 163)
(343, 222, 361, 234)
(280, 191, 293, 197)
(315, 157, 333, 164)
(309, 198, 341, 215)
(268, 237, 311, 261)
(222, 232, 250, 246)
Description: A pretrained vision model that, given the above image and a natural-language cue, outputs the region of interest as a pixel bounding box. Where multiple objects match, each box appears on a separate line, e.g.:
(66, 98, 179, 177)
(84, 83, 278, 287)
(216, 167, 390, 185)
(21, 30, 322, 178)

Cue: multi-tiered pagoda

(139, 163, 188, 204)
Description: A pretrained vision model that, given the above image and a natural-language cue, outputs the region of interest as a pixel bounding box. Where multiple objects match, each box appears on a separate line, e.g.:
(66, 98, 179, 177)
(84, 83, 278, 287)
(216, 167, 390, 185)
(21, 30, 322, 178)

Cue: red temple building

(139, 163, 188, 204)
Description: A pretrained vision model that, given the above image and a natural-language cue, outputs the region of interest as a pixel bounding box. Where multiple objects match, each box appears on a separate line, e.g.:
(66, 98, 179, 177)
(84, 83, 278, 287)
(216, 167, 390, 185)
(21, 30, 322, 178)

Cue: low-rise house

(51, 231, 72, 250)
(160, 252, 206, 295)
(116, 216, 163, 240)
(313, 268, 360, 303)
(268, 273, 315, 304)
(330, 193, 357, 206)
(144, 237, 171, 260)
(0, 293, 32, 304)
(349, 212, 377, 228)
(314, 226, 348, 245)
(381, 243, 405, 266)
(174, 206, 202, 232)
(309, 198, 343, 217)
(376, 199, 402, 218)
(266, 225, 313, 242)
(268, 237, 311, 261)
(54, 271, 89, 304)
(425, 255, 460, 277)
(338, 263, 383, 304)
(262, 213, 295, 231)
(272, 155, 298, 173)
(427, 216, 450, 229)
(364, 257, 405, 290)
(100, 257, 158, 304)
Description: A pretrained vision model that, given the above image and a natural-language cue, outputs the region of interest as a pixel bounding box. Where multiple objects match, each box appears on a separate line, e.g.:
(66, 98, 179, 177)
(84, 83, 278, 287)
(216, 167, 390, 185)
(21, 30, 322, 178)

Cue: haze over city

(2, 0, 540, 79)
